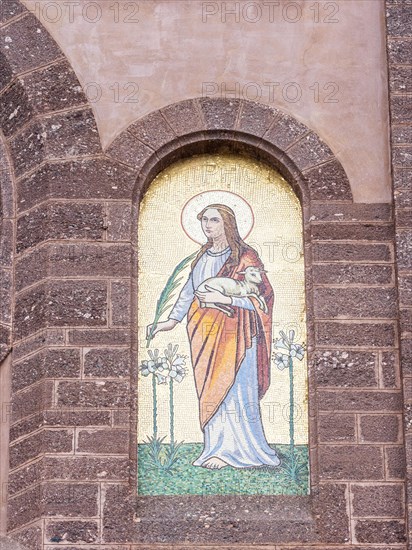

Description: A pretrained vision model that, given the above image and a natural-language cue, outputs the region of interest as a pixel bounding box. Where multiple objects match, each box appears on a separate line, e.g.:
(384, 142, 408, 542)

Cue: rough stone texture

(43, 456, 130, 481)
(313, 242, 392, 263)
(352, 484, 404, 517)
(360, 415, 401, 443)
(111, 281, 131, 326)
(313, 287, 397, 319)
(161, 99, 205, 135)
(312, 263, 393, 285)
(314, 350, 377, 387)
(312, 484, 350, 543)
(264, 111, 309, 150)
(106, 131, 154, 170)
(318, 446, 384, 480)
(56, 381, 129, 408)
(318, 390, 402, 413)
(68, 328, 131, 346)
(238, 101, 278, 137)
(386, 446, 406, 479)
(318, 414, 356, 443)
(128, 109, 176, 149)
(42, 483, 99, 517)
(287, 133, 334, 171)
(45, 520, 99, 544)
(355, 520, 406, 543)
(84, 348, 130, 378)
(0, 14, 62, 74)
(199, 97, 241, 130)
(315, 321, 396, 347)
(76, 429, 129, 454)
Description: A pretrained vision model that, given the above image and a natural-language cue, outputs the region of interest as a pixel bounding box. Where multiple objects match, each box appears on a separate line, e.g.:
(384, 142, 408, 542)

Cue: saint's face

(201, 208, 225, 241)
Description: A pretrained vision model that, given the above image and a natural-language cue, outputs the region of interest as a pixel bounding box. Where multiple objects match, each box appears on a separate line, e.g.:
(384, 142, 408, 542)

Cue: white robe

(169, 246, 280, 468)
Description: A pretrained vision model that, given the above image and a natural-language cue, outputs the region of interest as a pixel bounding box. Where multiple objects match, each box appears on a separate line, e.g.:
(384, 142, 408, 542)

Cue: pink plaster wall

(22, 0, 391, 202)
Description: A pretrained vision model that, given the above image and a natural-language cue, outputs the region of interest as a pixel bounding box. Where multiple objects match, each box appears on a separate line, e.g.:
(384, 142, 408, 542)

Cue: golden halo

(181, 190, 254, 244)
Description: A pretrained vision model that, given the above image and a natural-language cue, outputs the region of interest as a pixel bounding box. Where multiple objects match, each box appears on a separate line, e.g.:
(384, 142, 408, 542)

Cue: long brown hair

(191, 204, 254, 270)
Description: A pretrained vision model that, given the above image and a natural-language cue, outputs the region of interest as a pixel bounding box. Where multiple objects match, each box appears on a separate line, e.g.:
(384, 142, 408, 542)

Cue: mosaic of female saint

(138, 154, 308, 495)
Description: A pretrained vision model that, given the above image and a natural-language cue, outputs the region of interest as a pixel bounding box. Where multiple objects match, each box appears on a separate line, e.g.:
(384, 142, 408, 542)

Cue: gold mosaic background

(138, 154, 308, 445)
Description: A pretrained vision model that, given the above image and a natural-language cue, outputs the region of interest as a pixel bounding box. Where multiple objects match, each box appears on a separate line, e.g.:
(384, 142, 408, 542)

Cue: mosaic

(138, 154, 309, 495)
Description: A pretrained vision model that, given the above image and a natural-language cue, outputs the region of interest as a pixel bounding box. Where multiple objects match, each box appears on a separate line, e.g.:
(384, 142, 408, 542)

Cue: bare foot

(201, 457, 228, 470)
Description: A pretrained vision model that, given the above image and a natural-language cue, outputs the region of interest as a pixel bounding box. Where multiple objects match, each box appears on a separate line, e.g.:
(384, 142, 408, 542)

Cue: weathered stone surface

(352, 484, 404, 517)
(386, 446, 406, 479)
(17, 159, 136, 212)
(43, 456, 130, 481)
(388, 37, 412, 64)
(313, 287, 397, 319)
(313, 484, 349, 543)
(43, 483, 99, 517)
(386, 3, 412, 37)
(311, 222, 394, 241)
(238, 101, 278, 137)
(111, 281, 131, 326)
(9, 429, 73, 469)
(310, 202, 392, 222)
(0, 14, 62, 74)
(360, 414, 401, 443)
(21, 61, 87, 114)
(15, 246, 47, 291)
(312, 264, 393, 285)
(397, 230, 412, 270)
(381, 351, 400, 388)
(391, 95, 412, 125)
(0, 219, 13, 268)
(287, 133, 334, 171)
(9, 121, 45, 177)
(107, 203, 132, 241)
(0, 51, 13, 90)
(318, 390, 402, 412)
(318, 446, 384, 480)
(392, 124, 412, 145)
(14, 283, 47, 340)
(43, 409, 111, 428)
(12, 349, 80, 392)
(84, 348, 130, 378)
(162, 99, 205, 135)
(8, 486, 41, 530)
(314, 350, 377, 387)
(304, 159, 352, 200)
(318, 414, 356, 442)
(57, 381, 129, 408)
(399, 274, 412, 306)
(68, 328, 131, 346)
(128, 109, 176, 149)
(199, 97, 241, 130)
(313, 242, 392, 263)
(106, 131, 153, 170)
(264, 111, 308, 150)
(77, 429, 129, 454)
(390, 65, 412, 93)
(355, 520, 406, 543)
(47, 280, 107, 327)
(315, 321, 396, 347)
(45, 520, 99, 544)
(9, 413, 43, 442)
(0, 0, 27, 23)
(0, 268, 12, 324)
(0, 80, 33, 137)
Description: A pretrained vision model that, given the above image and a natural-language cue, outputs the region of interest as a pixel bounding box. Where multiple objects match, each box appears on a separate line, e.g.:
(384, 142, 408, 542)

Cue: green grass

(138, 443, 309, 495)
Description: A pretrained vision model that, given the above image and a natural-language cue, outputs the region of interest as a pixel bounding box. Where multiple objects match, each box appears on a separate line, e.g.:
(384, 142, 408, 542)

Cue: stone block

(0, 14, 62, 73)
(68, 328, 131, 346)
(318, 445, 384, 480)
(21, 61, 87, 114)
(312, 264, 393, 286)
(43, 483, 99, 517)
(314, 350, 377, 387)
(264, 111, 308, 150)
(84, 348, 130, 378)
(76, 429, 129, 454)
(162, 99, 205, 135)
(287, 132, 334, 171)
(318, 414, 356, 442)
(47, 280, 107, 327)
(238, 101, 278, 137)
(355, 520, 406, 543)
(315, 321, 396, 347)
(352, 484, 404, 517)
(57, 381, 129, 408)
(385, 446, 406, 479)
(107, 203, 132, 241)
(106, 131, 153, 170)
(0, 80, 33, 137)
(199, 97, 241, 130)
(43, 456, 130, 481)
(313, 242, 392, 263)
(318, 390, 402, 413)
(314, 287, 397, 319)
(129, 109, 176, 149)
(360, 415, 401, 443)
(111, 281, 131, 326)
(45, 520, 99, 544)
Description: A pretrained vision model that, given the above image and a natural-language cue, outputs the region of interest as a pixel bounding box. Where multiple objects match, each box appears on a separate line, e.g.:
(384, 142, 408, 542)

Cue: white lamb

(195, 266, 268, 317)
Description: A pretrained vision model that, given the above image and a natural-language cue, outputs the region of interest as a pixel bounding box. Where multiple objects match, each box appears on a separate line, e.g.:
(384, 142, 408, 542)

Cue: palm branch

(146, 251, 197, 347)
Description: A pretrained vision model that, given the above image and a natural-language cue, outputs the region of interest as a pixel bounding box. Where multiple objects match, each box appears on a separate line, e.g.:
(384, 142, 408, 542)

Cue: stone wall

(0, 0, 410, 548)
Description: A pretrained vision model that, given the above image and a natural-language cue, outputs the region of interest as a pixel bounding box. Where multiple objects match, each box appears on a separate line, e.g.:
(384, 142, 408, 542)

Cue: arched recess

(102, 97, 355, 544)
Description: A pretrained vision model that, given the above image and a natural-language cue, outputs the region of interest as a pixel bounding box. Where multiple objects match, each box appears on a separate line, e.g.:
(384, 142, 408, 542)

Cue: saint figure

(147, 204, 280, 470)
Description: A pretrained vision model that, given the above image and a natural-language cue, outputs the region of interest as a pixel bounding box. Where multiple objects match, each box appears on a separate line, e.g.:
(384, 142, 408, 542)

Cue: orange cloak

(187, 249, 274, 430)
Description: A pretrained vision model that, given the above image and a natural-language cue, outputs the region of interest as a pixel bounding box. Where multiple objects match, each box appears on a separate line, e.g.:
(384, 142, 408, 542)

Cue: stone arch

(103, 97, 354, 537)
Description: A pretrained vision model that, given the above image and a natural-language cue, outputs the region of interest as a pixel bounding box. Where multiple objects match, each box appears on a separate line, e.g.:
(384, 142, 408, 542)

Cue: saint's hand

(146, 318, 178, 340)
(195, 285, 232, 305)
